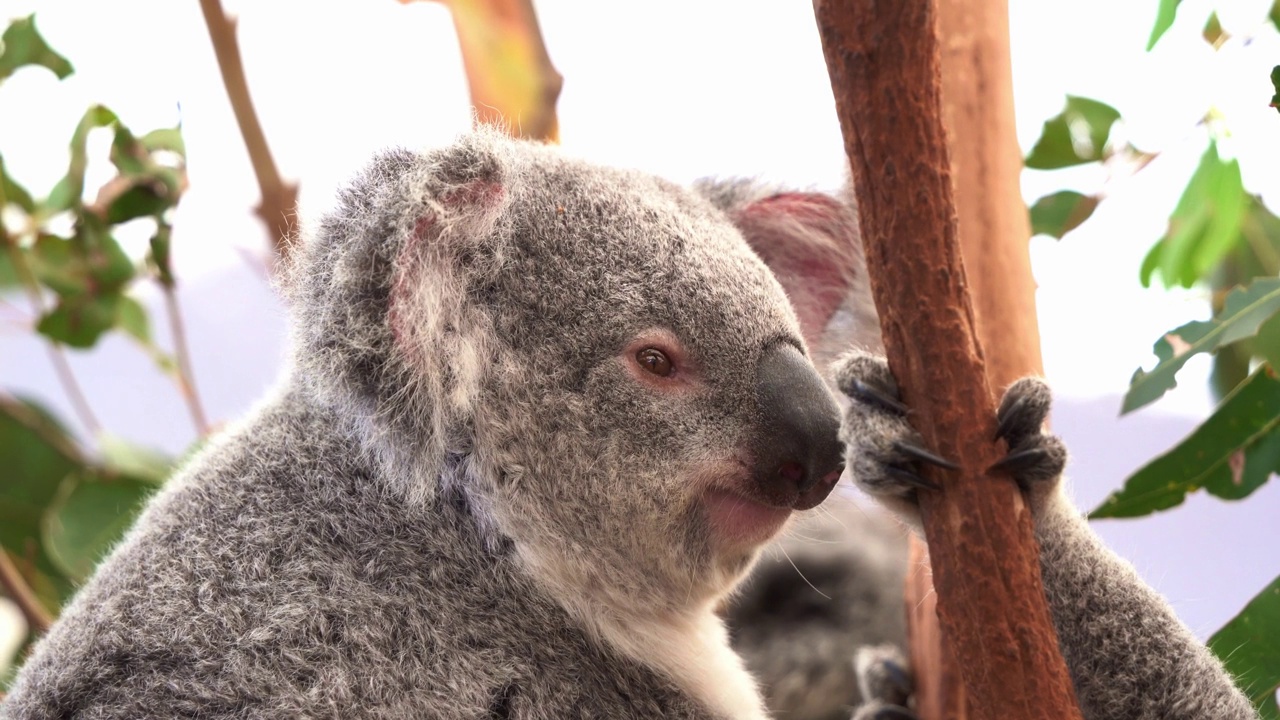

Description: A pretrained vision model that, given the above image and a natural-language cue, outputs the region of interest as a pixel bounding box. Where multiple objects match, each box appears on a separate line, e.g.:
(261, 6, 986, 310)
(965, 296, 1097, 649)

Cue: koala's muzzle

(752, 343, 844, 510)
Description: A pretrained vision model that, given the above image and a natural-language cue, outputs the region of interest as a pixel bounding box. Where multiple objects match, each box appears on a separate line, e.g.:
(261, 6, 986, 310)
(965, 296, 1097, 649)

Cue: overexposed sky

(3, 0, 1280, 413)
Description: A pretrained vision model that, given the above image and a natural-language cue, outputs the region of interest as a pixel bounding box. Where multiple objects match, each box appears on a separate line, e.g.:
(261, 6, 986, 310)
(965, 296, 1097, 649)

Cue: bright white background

(3, 0, 1279, 671)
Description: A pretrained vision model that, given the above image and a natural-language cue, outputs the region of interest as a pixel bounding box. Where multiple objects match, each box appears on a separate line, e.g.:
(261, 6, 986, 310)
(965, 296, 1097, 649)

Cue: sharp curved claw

(886, 465, 941, 492)
(988, 446, 1048, 475)
(994, 392, 1031, 441)
(870, 707, 919, 720)
(849, 378, 910, 417)
(893, 442, 959, 470)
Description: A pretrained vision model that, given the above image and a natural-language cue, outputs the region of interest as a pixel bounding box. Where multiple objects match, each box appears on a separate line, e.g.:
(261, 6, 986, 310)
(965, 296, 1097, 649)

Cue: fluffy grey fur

(3, 130, 840, 719)
(832, 351, 1259, 720)
(1, 131, 1258, 720)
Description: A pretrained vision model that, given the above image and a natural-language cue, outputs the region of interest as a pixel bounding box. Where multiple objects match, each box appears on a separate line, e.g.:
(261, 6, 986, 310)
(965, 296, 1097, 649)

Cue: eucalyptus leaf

(1202, 11, 1226, 46)
(1123, 278, 1280, 414)
(40, 471, 152, 583)
(36, 293, 123, 348)
(0, 15, 73, 82)
(0, 152, 35, 213)
(97, 434, 173, 485)
(43, 105, 119, 214)
(1208, 575, 1280, 718)
(1140, 141, 1248, 289)
(1096, 367, 1280, 518)
(1025, 96, 1122, 170)
(1029, 190, 1099, 239)
(141, 128, 185, 157)
(1147, 0, 1182, 51)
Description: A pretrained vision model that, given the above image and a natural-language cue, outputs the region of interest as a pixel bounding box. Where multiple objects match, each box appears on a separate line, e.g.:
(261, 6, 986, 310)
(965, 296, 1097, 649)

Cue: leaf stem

(160, 283, 209, 435)
(3, 239, 101, 437)
(0, 548, 53, 635)
(198, 0, 298, 264)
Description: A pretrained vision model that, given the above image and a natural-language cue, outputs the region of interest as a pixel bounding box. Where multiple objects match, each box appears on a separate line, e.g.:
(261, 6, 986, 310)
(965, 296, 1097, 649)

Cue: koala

(3, 129, 850, 719)
(1, 130, 1258, 720)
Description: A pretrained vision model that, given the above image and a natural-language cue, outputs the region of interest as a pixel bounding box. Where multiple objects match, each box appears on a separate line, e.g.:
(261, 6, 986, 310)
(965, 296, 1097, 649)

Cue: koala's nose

(753, 343, 845, 506)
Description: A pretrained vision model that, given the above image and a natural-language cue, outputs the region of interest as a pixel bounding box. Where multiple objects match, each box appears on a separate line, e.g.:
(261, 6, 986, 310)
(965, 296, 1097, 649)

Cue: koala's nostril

(778, 461, 805, 485)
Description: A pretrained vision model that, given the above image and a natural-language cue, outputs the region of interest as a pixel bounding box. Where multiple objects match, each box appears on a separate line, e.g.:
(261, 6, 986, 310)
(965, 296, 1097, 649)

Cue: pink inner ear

(735, 193, 860, 347)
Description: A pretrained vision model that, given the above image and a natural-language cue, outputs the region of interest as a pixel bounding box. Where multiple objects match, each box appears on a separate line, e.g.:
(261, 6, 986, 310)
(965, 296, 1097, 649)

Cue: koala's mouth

(702, 488, 793, 547)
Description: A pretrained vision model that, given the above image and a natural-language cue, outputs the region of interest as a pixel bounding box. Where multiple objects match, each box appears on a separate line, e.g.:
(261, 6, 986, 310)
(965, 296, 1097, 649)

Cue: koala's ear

(721, 188, 865, 347)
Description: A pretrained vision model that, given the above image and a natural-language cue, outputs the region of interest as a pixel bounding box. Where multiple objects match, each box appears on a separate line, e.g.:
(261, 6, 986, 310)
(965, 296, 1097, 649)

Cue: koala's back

(2, 393, 708, 720)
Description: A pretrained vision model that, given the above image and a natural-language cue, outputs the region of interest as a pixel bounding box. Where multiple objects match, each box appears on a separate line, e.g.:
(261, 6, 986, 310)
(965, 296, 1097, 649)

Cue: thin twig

(0, 549, 53, 635)
(4, 241, 101, 437)
(160, 284, 209, 435)
(198, 0, 298, 264)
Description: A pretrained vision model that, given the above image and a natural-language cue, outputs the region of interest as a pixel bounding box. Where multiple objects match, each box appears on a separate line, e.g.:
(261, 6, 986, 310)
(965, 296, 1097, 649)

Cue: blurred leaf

(1095, 366, 1280, 518)
(140, 128, 185, 157)
(1123, 278, 1280, 413)
(1025, 96, 1122, 169)
(44, 105, 119, 214)
(1140, 141, 1247, 289)
(1, 152, 35, 213)
(0, 15, 73, 82)
(36, 293, 123, 348)
(1029, 191, 1099, 239)
(116, 295, 150, 344)
(1258, 312, 1280, 370)
(98, 433, 172, 485)
(1272, 1, 1280, 33)
(41, 472, 152, 583)
(148, 223, 174, 287)
(1147, 0, 1181, 50)
(1209, 575, 1280, 718)
(1202, 12, 1226, 46)
(1272, 66, 1280, 114)
(0, 397, 82, 607)
(95, 125, 186, 224)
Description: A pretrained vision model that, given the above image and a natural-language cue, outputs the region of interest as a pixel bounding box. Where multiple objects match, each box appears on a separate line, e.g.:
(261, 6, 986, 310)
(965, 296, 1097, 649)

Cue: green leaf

(1208, 575, 1280, 717)
(97, 434, 172, 485)
(0, 397, 83, 608)
(1258, 312, 1280, 370)
(41, 471, 153, 583)
(1025, 96, 1122, 170)
(140, 127, 185, 157)
(1272, 1, 1280, 33)
(1141, 140, 1248, 289)
(36, 293, 123, 348)
(1202, 11, 1226, 46)
(1147, 0, 1182, 51)
(43, 105, 119, 214)
(1029, 191, 1100, 239)
(0, 15, 73, 83)
(0, 152, 35, 213)
(1095, 366, 1280, 518)
(1123, 278, 1280, 414)
(148, 223, 174, 287)
(116, 295, 151, 344)
(1272, 66, 1280, 115)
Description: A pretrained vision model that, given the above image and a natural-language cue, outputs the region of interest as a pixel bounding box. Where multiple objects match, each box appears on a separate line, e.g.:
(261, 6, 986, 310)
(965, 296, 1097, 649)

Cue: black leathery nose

(753, 343, 844, 496)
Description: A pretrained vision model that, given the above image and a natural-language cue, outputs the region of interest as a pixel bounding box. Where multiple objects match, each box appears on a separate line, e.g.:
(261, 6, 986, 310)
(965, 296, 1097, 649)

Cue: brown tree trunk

(813, 2, 1080, 718)
(905, 1, 1046, 717)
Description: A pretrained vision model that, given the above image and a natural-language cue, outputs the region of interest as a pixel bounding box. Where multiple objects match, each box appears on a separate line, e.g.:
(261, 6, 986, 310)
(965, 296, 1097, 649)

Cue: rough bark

(905, 0, 1046, 717)
(813, 1, 1081, 718)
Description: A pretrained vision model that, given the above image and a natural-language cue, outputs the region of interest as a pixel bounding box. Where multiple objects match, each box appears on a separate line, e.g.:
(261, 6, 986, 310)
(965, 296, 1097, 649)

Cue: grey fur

(1, 131, 1258, 720)
(832, 350, 1259, 720)
(4, 130, 824, 719)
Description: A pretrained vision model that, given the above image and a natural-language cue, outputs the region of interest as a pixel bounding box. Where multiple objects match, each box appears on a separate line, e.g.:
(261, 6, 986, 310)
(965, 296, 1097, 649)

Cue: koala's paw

(850, 645, 917, 720)
(833, 351, 1067, 526)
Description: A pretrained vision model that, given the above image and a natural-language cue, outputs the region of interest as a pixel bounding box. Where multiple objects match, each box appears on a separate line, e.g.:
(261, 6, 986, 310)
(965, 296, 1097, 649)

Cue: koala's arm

(836, 352, 1259, 720)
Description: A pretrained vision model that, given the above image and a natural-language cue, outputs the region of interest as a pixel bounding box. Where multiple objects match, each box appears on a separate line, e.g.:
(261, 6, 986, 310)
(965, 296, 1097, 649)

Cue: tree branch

(425, 0, 563, 142)
(198, 0, 298, 264)
(160, 284, 209, 436)
(814, 1, 1082, 717)
(0, 549, 52, 635)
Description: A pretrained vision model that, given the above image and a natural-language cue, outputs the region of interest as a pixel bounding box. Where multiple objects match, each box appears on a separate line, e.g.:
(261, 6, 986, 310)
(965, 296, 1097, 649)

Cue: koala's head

(288, 129, 864, 616)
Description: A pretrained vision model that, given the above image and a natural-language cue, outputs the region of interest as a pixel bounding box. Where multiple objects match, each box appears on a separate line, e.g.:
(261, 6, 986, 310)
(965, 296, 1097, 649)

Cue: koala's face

(440, 148, 846, 611)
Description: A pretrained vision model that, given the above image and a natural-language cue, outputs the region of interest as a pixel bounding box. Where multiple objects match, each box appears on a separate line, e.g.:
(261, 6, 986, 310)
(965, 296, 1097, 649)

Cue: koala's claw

(886, 464, 941, 492)
(893, 442, 959, 471)
(847, 377, 910, 417)
(988, 377, 1067, 491)
(852, 645, 918, 720)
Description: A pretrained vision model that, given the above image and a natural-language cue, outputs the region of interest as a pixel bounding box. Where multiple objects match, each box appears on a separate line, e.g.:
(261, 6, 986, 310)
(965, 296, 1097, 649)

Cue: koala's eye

(635, 348, 674, 377)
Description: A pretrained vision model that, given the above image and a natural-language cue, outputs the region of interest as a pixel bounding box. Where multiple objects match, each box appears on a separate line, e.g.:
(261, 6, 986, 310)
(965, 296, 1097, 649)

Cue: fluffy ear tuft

(695, 179, 872, 351)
